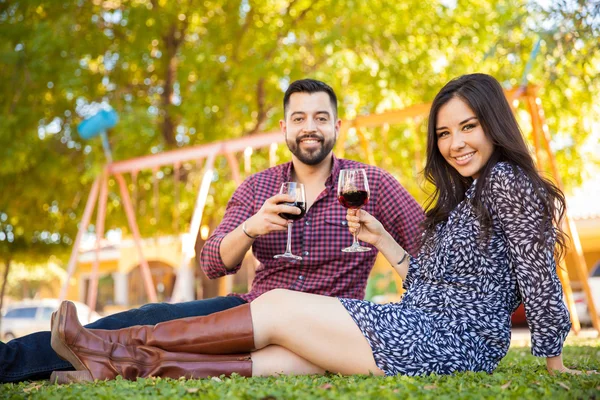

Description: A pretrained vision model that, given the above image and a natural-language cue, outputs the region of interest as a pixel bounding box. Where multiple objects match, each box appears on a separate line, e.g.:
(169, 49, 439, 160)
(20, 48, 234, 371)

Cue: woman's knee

(250, 289, 300, 347)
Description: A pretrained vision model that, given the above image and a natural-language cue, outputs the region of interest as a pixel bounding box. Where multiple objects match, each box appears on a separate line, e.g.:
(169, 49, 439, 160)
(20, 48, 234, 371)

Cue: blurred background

(0, 0, 599, 338)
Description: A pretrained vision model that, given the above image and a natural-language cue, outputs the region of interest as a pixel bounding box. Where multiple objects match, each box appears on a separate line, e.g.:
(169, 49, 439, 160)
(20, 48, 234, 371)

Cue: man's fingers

(269, 193, 295, 204)
(268, 221, 289, 231)
(266, 214, 291, 228)
(279, 204, 301, 215)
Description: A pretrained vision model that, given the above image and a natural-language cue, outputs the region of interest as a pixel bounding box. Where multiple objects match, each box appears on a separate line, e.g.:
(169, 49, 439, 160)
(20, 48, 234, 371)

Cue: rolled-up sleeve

(199, 176, 256, 279)
(491, 167, 571, 357)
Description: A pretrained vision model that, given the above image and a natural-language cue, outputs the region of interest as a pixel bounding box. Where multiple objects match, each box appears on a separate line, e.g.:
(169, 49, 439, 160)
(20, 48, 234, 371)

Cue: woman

(50, 74, 583, 383)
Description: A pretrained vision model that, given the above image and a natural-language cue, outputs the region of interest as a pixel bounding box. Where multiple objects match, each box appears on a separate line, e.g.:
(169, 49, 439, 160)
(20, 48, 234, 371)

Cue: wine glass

(338, 168, 371, 253)
(273, 182, 306, 260)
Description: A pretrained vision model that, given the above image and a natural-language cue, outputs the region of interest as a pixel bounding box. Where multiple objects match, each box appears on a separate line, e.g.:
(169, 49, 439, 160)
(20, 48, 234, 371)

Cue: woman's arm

(489, 165, 571, 363)
(346, 209, 410, 280)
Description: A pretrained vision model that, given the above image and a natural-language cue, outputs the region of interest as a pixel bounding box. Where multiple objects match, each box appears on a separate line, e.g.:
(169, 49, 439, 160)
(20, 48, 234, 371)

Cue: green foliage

(0, 0, 598, 263)
(365, 272, 398, 302)
(0, 339, 598, 399)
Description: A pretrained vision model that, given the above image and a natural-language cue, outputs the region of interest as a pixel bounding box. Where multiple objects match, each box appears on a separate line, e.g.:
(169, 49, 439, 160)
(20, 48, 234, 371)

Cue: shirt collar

(283, 160, 293, 182)
(326, 154, 341, 188)
(283, 153, 339, 186)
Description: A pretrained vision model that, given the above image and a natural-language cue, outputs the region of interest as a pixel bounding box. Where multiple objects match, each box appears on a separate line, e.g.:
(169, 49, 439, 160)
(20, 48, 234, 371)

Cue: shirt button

(299, 275, 304, 280)
(342, 221, 347, 225)
(303, 251, 309, 256)
(305, 220, 310, 225)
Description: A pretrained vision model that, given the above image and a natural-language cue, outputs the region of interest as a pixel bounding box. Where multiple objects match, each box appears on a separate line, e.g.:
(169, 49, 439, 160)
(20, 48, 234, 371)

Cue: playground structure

(59, 84, 599, 335)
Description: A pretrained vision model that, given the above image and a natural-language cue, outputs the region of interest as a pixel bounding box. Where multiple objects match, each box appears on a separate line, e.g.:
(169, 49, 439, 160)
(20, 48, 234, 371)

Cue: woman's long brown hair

(422, 73, 568, 260)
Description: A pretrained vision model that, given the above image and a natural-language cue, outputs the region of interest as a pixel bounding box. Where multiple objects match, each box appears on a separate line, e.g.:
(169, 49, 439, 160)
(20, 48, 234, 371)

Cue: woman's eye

(463, 124, 475, 131)
(437, 131, 449, 139)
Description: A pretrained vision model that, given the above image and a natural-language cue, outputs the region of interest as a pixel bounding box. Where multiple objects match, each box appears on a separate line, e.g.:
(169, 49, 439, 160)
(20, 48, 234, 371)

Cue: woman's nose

(450, 133, 466, 151)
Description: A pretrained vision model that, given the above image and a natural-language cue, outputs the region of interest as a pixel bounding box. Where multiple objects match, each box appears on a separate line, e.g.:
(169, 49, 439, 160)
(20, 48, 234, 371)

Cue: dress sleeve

(490, 165, 571, 357)
(198, 176, 256, 279)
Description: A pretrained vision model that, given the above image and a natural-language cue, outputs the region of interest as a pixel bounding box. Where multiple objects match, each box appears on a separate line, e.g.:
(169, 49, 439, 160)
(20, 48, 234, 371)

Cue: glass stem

(352, 230, 359, 247)
(285, 222, 293, 254)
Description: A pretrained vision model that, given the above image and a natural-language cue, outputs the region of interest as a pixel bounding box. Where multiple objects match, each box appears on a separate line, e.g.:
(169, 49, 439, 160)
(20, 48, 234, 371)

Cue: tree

(0, 0, 598, 271)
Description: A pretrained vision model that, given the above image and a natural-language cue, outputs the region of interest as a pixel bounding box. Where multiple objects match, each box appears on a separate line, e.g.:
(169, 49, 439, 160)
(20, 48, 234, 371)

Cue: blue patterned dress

(339, 162, 571, 376)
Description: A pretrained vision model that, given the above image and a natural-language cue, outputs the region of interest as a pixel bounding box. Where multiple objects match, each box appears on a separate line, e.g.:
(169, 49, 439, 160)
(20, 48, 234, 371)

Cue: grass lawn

(1, 335, 598, 399)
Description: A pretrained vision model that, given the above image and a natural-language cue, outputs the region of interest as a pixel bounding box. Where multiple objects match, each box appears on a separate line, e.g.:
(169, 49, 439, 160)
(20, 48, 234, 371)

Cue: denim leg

(0, 296, 246, 383)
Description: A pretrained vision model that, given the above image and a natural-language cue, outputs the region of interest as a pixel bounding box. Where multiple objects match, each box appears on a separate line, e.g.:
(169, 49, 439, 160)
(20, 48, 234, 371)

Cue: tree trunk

(0, 258, 11, 337)
(160, 23, 184, 147)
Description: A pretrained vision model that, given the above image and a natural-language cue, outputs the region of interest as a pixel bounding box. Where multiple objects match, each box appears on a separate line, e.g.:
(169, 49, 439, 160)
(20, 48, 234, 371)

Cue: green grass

(1, 337, 598, 400)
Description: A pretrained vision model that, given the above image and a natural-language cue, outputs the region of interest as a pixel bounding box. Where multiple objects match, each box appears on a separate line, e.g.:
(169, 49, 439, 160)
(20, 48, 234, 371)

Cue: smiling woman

(435, 99, 495, 179)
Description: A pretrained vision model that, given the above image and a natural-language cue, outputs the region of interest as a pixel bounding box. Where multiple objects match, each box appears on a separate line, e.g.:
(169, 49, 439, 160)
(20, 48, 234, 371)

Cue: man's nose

(303, 118, 317, 132)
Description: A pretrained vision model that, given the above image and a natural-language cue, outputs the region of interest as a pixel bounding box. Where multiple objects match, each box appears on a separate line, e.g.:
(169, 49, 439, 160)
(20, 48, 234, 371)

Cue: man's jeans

(0, 296, 246, 382)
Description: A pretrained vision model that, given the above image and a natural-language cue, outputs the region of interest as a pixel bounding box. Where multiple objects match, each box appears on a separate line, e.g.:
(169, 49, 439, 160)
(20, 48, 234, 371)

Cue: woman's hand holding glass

(345, 209, 387, 248)
(338, 168, 371, 252)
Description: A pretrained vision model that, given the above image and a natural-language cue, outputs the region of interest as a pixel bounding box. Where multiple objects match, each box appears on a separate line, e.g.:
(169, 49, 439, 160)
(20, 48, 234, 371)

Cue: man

(0, 79, 423, 383)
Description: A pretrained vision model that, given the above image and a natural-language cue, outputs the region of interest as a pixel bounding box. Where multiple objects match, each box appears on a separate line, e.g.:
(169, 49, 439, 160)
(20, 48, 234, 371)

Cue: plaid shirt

(199, 155, 424, 302)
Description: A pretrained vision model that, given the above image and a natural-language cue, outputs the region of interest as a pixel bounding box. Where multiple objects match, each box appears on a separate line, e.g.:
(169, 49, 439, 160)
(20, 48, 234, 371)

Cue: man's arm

(196, 196, 252, 278)
(197, 179, 300, 278)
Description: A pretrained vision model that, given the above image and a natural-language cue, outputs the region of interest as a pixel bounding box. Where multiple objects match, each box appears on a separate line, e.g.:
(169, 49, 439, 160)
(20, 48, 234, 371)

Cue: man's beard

(286, 133, 336, 166)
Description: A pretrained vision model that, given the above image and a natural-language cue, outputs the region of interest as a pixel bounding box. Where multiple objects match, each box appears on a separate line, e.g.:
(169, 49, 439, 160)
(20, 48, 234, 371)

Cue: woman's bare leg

(250, 289, 384, 376)
(251, 345, 325, 376)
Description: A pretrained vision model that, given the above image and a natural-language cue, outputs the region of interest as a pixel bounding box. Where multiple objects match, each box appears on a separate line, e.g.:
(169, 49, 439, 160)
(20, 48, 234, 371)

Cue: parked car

(0, 299, 101, 342)
(572, 276, 600, 326)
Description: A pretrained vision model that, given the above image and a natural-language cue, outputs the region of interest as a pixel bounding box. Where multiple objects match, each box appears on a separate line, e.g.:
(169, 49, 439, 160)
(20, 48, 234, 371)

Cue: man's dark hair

(283, 79, 338, 119)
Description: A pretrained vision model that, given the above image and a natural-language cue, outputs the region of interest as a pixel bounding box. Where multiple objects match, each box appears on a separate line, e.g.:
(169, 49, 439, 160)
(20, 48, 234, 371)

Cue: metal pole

(114, 173, 158, 303)
(87, 171, 109, 314)
(60, 177, 101, 301)
(171, 154, 216, 302)
(530, 94, 599, 334)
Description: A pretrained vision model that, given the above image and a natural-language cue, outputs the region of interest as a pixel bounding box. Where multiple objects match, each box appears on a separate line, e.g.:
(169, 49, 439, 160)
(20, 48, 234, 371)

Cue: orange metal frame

(59, 85, 598, 335)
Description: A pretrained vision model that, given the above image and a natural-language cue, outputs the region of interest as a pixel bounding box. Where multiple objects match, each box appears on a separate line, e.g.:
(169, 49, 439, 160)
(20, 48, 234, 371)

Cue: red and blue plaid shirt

(199, 155, 424, 302)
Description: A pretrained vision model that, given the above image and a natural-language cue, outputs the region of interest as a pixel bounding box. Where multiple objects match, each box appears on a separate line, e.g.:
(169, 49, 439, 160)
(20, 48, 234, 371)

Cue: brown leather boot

(89, 302, 255, 354)
(50, 301, 252, 383)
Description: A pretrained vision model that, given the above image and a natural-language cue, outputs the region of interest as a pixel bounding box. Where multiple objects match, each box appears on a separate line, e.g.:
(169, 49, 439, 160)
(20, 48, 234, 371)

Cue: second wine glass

(338, 168, 371, 253)
(273, 182, 306, 260)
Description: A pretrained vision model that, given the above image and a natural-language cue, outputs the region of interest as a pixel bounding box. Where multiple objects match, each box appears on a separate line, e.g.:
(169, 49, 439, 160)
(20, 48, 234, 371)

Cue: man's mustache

(296, 134, 324, 144)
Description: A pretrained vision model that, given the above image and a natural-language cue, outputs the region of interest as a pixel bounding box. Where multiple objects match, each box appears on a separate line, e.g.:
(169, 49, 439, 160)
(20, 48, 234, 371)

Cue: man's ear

(279, 119, 286, 135)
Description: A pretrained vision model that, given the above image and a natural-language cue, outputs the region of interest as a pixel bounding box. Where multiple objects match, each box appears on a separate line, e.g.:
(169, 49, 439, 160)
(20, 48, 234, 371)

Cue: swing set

(59, 85, 599, 336)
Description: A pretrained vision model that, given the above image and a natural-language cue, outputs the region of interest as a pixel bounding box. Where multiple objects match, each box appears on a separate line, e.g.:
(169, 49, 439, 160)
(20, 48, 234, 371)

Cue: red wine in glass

(279, 202, 307, 221)
(338, 169, 371, 253)
(338, 190, 369, 209)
